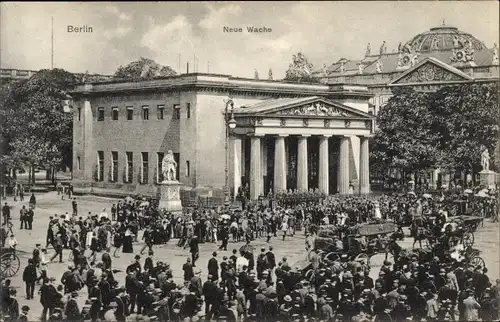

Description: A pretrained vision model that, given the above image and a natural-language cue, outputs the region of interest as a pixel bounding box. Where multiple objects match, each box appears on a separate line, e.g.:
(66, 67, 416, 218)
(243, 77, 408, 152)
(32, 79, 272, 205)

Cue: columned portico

(231, 96, 374, 200)
(274, 134, 287, 193)
(318, 135, 331, 195)
(297, 135, 310, 191)
(338, 135, 350, 194)
(359, 135, 370, 194)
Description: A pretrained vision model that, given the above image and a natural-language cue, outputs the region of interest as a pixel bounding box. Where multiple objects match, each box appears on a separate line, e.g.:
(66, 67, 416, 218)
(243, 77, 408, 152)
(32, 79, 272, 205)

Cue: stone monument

(479, 148, 496, 188)
(158, 150, 182, 213)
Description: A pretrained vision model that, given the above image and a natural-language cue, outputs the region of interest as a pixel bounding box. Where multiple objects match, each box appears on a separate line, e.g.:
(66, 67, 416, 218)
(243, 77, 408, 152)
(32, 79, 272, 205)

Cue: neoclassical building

(70, 77, 374, 199)
(70, 23, 498, 198)
(312, 23, 499, 115)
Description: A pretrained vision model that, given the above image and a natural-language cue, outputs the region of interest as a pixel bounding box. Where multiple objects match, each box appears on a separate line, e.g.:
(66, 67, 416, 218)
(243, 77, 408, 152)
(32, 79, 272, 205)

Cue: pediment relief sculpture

(277, 102, 349, 117)
(396, 63, 466, 83)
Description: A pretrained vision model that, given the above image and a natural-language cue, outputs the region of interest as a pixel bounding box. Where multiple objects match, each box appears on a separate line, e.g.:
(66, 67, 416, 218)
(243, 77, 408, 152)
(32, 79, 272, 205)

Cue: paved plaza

(3, 191, 499, 319)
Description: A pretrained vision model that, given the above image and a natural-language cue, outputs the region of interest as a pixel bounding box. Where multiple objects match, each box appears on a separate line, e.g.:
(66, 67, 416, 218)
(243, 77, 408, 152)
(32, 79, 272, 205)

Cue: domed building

(313, 22, 499, 116)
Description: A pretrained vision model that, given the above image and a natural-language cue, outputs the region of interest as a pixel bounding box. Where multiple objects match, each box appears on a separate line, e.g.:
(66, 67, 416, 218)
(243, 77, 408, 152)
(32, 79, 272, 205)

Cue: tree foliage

(113, 57, 177, 79)
(0, 69, 75, 179)
(372, 84, 499, 177)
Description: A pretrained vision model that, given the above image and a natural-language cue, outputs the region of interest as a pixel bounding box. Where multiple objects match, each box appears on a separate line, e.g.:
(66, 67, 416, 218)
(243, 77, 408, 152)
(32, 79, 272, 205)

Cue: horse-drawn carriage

(0, 248, 20, 279)
(313, 221, 398, 266)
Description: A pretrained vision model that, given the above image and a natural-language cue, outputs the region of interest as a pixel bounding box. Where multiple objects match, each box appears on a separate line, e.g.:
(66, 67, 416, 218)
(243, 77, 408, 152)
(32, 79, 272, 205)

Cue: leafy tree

(371, 87, 440, 181)
(284, 52, 320, 83)
(371, 83, 499, 186)
(430, 84, 499, 178)
(0, 69, 76, 184)
(114, 57, 177, 79)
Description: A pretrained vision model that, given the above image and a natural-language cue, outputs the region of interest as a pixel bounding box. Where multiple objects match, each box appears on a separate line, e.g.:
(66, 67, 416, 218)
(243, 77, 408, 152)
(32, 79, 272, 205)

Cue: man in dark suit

(266, 246, 276, 274)
(203, 274, 218, 318)
(189, 236, 199, 267)
(22, 259, 37, 299)
(26, 208, 34, 230)
(208, 252, 219, 281)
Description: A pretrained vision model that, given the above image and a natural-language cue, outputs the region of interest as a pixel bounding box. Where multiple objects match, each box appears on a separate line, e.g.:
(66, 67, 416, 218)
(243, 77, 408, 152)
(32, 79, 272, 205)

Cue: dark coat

(208, 258, 219, 280)
(22, 264, 37, 283)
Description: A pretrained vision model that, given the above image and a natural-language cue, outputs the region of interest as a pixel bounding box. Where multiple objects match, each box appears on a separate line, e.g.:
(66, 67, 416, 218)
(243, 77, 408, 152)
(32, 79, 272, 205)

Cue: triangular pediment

(389, 57, 473, 86)
(235, 96, 372, 119)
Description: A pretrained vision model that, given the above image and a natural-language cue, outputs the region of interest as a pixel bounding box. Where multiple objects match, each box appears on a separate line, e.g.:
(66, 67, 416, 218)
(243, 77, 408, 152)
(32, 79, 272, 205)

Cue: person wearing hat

(22, 258, 37, 300)
(208, 252, 219, 281)
(126, 255, 142, 275)
(17, 305, 29, 322)
(189, 234, 199, 267)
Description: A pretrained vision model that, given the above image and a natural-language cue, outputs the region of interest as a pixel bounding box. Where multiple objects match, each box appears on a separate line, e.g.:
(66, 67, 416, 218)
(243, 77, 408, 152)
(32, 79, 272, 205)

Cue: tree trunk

(45, 168, 51, 180)
(52, 166, 56, 184)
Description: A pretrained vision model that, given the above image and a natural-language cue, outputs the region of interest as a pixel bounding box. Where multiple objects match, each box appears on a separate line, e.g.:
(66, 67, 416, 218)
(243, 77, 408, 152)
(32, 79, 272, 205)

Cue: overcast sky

(1, 1, 498, 78)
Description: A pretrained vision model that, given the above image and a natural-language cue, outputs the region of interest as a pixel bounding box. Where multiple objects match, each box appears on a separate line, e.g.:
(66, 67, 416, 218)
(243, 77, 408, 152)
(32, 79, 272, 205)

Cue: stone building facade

(69, 75, 374, 199)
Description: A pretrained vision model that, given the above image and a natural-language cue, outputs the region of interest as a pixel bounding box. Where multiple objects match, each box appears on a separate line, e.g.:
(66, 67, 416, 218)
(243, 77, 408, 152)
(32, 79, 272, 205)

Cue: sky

(1, 1, 498, 78)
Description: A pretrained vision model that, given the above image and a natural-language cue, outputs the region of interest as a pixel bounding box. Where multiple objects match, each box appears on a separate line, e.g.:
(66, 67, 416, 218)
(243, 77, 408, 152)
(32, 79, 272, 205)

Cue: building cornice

(69, 74, 373, 98)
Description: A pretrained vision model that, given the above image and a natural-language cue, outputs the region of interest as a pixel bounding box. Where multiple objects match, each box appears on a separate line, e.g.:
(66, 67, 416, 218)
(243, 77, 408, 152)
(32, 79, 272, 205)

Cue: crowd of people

(0, 184, 498, 322)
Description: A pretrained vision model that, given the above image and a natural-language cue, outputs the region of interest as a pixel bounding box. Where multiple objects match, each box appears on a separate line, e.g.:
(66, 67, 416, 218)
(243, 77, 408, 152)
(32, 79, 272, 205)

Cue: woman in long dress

(122, 227, 134, 253)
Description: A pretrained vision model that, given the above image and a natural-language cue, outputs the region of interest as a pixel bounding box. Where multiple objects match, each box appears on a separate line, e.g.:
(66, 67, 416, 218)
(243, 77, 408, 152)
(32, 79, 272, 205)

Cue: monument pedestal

(479, 170, 496, 188)
(158, 181, 183, 213)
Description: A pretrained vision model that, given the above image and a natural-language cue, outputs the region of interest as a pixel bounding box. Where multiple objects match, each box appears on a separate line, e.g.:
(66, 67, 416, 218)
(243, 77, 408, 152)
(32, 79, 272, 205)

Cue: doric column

(338, 135, 350, 194)
(359, 135, 370, 194)
(232, 135, 242, 200)
(250, 135, 262, 200)
(297, 135, 310, 191)
(318, 135, 331, 195)
(274, 135, 287, 193)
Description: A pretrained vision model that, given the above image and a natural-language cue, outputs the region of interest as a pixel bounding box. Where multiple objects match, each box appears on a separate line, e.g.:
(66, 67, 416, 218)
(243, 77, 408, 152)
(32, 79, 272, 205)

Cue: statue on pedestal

(481, 148, 490, 172)
(162, 150, 177, 182)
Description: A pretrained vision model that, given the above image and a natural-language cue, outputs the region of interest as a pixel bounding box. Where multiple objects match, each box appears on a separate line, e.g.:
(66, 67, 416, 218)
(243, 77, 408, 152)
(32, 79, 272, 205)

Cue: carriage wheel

(354, 253, 370, 266)
(462, 231, 474, 248)
(0, 253, 20, 278)
(470, 256, 485, 270)
(324, 252, 340, 262)
(448, 236, 460, 248)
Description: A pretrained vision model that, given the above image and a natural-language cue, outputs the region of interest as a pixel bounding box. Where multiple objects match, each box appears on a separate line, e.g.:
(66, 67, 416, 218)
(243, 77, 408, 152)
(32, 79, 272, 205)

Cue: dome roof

(403, 24, 487, 53)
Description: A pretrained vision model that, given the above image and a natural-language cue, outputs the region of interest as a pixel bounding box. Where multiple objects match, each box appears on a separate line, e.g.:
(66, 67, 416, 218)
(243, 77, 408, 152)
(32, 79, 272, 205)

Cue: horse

(410, 217, 433, 249)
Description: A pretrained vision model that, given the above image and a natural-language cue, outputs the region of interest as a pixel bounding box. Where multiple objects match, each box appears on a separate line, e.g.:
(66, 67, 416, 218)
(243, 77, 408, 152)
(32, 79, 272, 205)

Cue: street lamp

(224, 97, 236, 207)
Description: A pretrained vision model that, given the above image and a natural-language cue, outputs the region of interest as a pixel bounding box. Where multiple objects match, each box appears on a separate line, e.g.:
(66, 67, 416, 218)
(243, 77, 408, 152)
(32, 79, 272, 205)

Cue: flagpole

(51, 17, 54, 69)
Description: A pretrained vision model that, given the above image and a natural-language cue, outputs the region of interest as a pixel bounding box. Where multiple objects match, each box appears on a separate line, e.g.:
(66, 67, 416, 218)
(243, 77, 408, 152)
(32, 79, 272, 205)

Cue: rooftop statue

(268, 68, 273, 80)
(365, 43, 371, 56)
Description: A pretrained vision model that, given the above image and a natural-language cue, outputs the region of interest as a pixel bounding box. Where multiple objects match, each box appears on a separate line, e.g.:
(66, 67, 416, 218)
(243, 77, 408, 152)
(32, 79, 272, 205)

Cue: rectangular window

(173, 152, 180, 180)
(78, 107, 81, 121)
(97, 151, 104, 181)
(186, 160, 190, 177)
(141, 152, 149, 184)
(97, 107, 104, 121)
(157, 152, 164, 182)
(112, 107, 119, 120)
(77, 156, 81, 170)
(157, 105, 165, 120)
(142, 105, 149, 120)
(186, 103, 191, 119)
(174, 104, 180, 120)
(126, 152, 133, 183)
(126, 106, 133, 120)
(111, 151, 118, 182)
